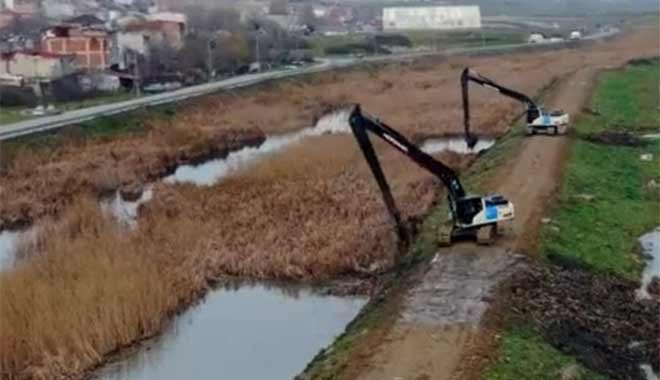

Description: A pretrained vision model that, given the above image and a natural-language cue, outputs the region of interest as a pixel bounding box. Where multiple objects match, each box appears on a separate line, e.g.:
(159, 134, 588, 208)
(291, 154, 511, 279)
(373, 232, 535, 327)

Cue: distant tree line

(140, 5, 310, 83)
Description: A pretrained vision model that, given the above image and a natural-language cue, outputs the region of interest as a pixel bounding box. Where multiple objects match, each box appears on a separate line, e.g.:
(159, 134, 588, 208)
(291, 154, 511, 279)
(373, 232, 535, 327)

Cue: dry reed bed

(2, 27, 657, 230)
(0, 199, 215, 379)
(140, 135, 470, 280)
(0, 136, 473, 379)
(0, 127, 265, 230)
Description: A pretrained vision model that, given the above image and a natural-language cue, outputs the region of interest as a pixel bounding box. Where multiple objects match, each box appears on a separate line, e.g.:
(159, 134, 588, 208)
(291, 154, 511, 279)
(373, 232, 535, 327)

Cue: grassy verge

(309, 30, 525, 56)
(404, 30, 525, 49)
(484, 326, 604, 380)
(0, 104, 176, 170)
(541, 59, 660, 279)
(0, 91, 136, 126)
(484, 59, 660, 379)
(0, 109, 30, 125)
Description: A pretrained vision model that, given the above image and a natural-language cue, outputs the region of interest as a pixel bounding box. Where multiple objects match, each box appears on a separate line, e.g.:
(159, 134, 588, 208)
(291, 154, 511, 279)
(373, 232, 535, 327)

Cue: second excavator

(461, 68, 569, 148)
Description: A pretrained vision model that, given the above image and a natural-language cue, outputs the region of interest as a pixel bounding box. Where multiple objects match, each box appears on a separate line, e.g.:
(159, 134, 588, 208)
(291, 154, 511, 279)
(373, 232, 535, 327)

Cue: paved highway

(0, 29, 617, 141)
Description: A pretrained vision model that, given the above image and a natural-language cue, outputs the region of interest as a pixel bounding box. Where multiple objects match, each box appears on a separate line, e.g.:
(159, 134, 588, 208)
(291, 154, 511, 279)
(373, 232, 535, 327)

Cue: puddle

(100, 187, 154, 228)
(94, 283, 366, 380)
(0, 228, 37, 271)
(637, 227, 660, 300)
(641, 364, 660, 380)
(420, 137, 495, 155)
(164, 110, 351, 186)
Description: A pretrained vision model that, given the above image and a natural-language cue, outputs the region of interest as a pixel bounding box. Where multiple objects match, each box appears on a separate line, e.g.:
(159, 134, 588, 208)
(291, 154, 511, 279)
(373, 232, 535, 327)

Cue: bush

(374, 34, 413, 47)
(51, 75, 85, 102)
(0, 86, 38, 107)
(325, 43, 390, 55)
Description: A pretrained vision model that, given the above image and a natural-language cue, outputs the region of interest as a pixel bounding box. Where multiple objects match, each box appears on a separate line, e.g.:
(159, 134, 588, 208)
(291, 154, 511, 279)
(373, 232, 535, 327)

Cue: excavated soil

(507, 262, 660, 380)
(586, 130, 646, 146)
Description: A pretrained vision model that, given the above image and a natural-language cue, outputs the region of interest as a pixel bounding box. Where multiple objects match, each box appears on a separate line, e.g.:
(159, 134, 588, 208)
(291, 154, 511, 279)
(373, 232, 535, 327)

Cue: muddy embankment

(508, 259, 660, 380)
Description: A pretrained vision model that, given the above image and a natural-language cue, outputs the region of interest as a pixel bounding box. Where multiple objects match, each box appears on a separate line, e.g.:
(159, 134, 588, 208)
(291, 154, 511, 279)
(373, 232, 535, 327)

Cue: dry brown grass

(0, 199, 215, 379)
(137, 134, 471, 281)
(0, 135, 469, 378)
(0, 128, 264, 230)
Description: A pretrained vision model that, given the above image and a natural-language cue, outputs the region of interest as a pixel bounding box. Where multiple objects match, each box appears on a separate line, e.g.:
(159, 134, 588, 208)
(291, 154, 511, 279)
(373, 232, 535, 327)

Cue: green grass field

(484, 59, 660, 380)
(541, 59, 660, 279)
(485, 326, 605, 380)
(309, 30, 526, 56)
(0, 91, 136, 126)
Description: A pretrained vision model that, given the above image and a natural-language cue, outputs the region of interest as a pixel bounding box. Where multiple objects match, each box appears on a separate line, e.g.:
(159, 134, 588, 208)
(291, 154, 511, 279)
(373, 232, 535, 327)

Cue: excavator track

(476, 224, 496, 245)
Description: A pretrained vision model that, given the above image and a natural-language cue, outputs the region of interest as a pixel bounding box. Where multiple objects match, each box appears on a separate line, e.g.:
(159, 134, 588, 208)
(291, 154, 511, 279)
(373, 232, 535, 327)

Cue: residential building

(41, 16, 111, 70)
(144, 12, 185, 48)
(110, 29, 147, 69)
(1, 0, 39, 15)
(42, 0, 77, 20)
(382, 6, 481, 31)
(0, 50, 77, 79)
(110, 12, 185, 70)
(0, 9, 18, 29)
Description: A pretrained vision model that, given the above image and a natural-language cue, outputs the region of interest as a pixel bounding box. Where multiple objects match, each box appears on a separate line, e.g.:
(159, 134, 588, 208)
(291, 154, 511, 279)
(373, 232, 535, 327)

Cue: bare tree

(0, 14, 48, 37)
(184, 6, 242, 33)
(269, 0, 289, 15)
(147, 40, 178, 77)
(298, 4, 317, 28)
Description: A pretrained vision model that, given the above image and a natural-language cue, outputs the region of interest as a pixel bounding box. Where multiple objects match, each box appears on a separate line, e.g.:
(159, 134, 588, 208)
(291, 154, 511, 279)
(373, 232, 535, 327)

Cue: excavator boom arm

(461, 68, 538, 146)
(348, 105, 466, 214)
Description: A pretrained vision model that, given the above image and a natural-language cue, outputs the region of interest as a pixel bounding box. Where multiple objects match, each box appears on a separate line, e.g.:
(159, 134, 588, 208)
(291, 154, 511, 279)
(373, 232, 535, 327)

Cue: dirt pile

(649, 277, 660, 297)
(508, 263, 660, 380)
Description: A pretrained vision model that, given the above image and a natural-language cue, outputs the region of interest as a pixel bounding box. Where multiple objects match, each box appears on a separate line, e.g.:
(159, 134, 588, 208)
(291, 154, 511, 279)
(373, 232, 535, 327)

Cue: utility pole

(252, 21, 263, 73)
(133, 52, 141, 97)
(255, 33, 261, 72)
(207, 38, 214, 82)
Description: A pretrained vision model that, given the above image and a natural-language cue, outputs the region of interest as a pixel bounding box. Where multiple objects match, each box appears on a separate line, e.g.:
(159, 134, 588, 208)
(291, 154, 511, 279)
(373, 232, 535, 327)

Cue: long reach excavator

(348, 105, 514, 245)
(461, 68, 569, 148)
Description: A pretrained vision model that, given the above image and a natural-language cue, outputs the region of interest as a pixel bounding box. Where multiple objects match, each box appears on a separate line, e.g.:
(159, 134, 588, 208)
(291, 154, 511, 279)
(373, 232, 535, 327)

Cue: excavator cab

(526, 107, 541, 124)
(461, 68, 569, 145)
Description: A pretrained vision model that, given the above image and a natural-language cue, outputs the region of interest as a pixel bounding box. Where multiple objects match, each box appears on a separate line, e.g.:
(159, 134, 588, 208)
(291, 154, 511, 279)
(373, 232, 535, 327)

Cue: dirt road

(349, 33, 655, 380)
(494, 67, 599, 255)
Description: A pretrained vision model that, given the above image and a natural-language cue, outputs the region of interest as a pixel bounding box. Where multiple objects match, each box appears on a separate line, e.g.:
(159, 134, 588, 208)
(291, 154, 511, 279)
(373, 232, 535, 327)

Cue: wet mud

(585, 130, 646, 146)
(403, 245, 524, 326)
(507, 262, 660, 380)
